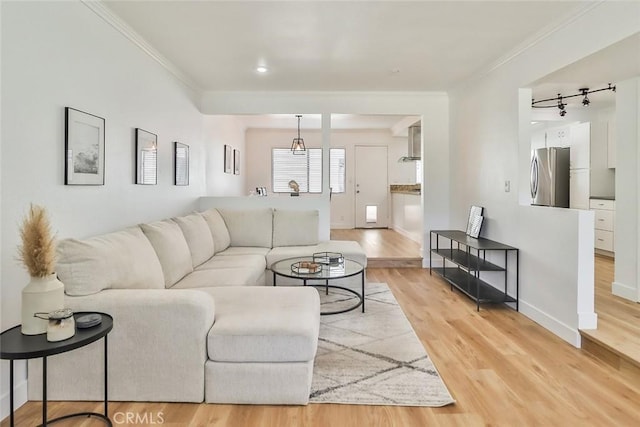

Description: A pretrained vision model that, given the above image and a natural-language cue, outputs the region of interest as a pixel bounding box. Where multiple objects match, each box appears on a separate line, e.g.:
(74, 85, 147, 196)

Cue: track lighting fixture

(531, 83, 615, 117)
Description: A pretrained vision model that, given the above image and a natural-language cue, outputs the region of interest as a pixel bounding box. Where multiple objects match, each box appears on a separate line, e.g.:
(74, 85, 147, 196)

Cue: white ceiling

(103, 0, 587, 92)
(235, 114, 411, 130)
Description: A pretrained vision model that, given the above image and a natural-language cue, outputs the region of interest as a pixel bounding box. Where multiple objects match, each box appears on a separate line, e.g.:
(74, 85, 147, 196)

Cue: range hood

(398, 124, 421, 162)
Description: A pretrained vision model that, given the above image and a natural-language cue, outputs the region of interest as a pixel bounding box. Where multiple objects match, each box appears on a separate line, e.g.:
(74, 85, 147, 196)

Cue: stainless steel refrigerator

(530, 147, 570, 207)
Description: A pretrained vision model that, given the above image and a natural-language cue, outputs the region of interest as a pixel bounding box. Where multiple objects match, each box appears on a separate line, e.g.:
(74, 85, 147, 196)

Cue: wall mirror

(135, 128, 157, 185)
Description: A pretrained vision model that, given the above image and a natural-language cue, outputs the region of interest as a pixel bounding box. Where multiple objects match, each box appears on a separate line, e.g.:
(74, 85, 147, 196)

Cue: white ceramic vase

(21, 273, 65, 335)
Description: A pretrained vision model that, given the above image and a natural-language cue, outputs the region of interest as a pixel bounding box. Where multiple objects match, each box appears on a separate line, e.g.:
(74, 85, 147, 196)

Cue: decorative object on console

(34, 308, 75, 342)
(233, 149, 240, 175)
(65, 107, 105, 185)
(135, 128, 157, 185)
(174, 142, 189, 186)
(17, 205, 64, 335)
(224, 144, 232, 174)
(288, 179, 300, 196)
(466, 205, 484, 239)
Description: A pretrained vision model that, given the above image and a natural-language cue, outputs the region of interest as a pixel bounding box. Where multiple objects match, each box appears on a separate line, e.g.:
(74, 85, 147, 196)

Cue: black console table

(429, 230, 518, 311)
(0, 312, 113, 427)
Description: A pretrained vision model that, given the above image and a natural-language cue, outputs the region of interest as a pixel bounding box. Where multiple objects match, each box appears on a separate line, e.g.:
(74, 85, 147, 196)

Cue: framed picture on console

(466, 205, 484, 238)
(135, 128, 157, 185)
(174, 142, 189, 186)
(65, 107, 105, 185)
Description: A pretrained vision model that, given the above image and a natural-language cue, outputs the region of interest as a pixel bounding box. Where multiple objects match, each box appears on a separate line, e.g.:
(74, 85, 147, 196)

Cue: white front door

(354, 145, 389, 228)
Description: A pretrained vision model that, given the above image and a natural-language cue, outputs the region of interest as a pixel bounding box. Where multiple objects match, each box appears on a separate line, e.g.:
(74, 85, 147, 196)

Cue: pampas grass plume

(17, 204, 56, 277)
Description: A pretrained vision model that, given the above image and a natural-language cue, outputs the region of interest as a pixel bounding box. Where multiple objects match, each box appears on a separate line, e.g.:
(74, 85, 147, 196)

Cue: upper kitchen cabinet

(569, 122, 590, 169)
(607, 120, 616, 169)
(546, 125, 571, 148)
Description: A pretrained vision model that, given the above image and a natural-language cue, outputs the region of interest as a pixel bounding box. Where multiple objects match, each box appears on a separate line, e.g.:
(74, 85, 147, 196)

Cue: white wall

(613, 77, 640, 301)
(449, 2, 639, 346)
(200, 91, 450, 262)
(0, 1, 207, 417)
(203, 115, 246, 196)
(244, 127, 415, 229)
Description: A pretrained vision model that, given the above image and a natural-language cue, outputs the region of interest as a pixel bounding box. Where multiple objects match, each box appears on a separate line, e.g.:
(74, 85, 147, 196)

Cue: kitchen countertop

(590, 196, 615, 201)
(390, 184, 421, 195)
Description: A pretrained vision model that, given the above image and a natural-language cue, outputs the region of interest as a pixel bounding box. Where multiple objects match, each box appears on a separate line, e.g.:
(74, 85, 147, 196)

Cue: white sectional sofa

(27, 208, 367, 405)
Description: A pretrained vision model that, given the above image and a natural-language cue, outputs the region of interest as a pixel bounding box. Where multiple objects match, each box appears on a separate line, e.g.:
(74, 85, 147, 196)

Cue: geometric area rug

(310, 282, 456, 406)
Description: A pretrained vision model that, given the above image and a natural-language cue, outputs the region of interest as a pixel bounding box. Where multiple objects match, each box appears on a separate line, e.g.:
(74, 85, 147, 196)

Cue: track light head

(580, 88, 590, 106)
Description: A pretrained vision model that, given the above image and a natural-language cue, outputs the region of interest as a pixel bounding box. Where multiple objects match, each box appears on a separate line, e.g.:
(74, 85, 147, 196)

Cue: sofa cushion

(272, 209, 319, 247)
(215, 247, 271, 257)
(140, 220, 193, 288)
(219, 208, 273, 248)
(58, 227, 164, 296)
(196, 254, 266, 271)
(201, 286, 320, 362)
(173, 213, 215, 267)
(266, 240, 367, 269)
(200, 209, 231, 254)
(172, 268, 264, 289)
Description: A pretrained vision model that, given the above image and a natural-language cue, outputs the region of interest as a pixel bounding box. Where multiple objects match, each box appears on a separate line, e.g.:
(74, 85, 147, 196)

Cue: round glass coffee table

(271, 257, 365, 315)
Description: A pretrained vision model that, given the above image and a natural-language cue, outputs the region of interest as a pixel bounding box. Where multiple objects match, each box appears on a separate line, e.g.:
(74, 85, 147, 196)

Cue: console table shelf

(430, 230, 519, 311)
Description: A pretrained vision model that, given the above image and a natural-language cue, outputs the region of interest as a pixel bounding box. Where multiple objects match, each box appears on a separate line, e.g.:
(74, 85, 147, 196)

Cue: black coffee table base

(39, 412, 111, 427)
(310, 283, 364, 315)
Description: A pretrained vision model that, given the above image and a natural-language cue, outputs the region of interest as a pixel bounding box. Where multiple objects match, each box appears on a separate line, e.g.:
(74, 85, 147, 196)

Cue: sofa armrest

(28, 289, 215, 402)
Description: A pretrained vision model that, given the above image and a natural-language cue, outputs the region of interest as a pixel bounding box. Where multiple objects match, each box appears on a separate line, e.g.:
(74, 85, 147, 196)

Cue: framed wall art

(233, 149, 240, 175)
(224, 144, 233, 174)
(174, 141, 189, 186)
(65, 107, 105, 185)
(135, 128, 157, 185)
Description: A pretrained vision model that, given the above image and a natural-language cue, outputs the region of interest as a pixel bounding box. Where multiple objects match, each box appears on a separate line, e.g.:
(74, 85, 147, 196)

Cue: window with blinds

(272, 148, 322, 193)
(329, 148, 346, 193)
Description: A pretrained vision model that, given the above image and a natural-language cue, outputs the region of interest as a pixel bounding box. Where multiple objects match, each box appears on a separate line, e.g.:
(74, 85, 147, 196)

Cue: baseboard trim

(612, 281, 638, 302)
(0, 378, 28, 422)
(519, 300, 581, 348)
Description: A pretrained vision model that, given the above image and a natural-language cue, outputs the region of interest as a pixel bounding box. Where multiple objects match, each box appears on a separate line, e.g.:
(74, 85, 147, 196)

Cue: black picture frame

(174, 142, 189, 186)
(466, 205, 484, 238)
(64, 107, 105, 185)
(135, 128, 157, 185)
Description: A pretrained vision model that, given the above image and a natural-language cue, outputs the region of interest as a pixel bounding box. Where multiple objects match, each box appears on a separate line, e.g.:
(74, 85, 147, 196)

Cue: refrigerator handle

(530, 156, 538, 199)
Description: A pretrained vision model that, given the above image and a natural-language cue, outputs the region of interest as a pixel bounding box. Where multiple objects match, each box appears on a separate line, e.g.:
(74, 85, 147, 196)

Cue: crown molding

(81, 0, 201, 92)
(457, 1, 604, 90)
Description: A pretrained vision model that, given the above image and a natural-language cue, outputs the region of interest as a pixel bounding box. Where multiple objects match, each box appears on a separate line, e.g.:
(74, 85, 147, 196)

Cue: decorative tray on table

(291, 261, 322, 274)
(312, 252, 344, 266)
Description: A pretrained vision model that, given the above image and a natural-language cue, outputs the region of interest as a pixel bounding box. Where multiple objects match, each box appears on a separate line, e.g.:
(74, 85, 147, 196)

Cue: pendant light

(291, 115, 306, 154)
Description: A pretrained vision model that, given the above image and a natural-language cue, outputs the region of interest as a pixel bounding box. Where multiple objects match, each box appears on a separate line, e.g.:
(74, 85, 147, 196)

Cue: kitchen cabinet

(570, 169, 590, 210)
(531, 129, 546, 150)
(590, 198, 615, 254)
(570, 122, 590, 169)
(391, 192, 422, 244)
(546, 125, 571, 147)
(607, 120, 616, 169)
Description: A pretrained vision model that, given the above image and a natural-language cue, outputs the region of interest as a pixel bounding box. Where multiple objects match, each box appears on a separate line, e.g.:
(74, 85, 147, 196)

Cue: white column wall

(449, 1, 639, 346)
(613, 78, 640, 301)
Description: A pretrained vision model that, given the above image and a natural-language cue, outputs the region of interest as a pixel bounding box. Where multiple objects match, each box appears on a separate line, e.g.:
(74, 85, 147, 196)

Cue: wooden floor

(331, 228, 422, 268)
(581, 255, 640, 374)
(5, 232, 640, 426)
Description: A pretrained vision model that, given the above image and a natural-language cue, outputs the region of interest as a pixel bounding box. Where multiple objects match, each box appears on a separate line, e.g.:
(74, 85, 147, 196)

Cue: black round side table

(0, 312, 113, 427)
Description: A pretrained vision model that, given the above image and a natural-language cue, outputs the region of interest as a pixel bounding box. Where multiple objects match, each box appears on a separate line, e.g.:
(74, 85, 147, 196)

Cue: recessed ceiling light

(256, 66, 268, 74)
